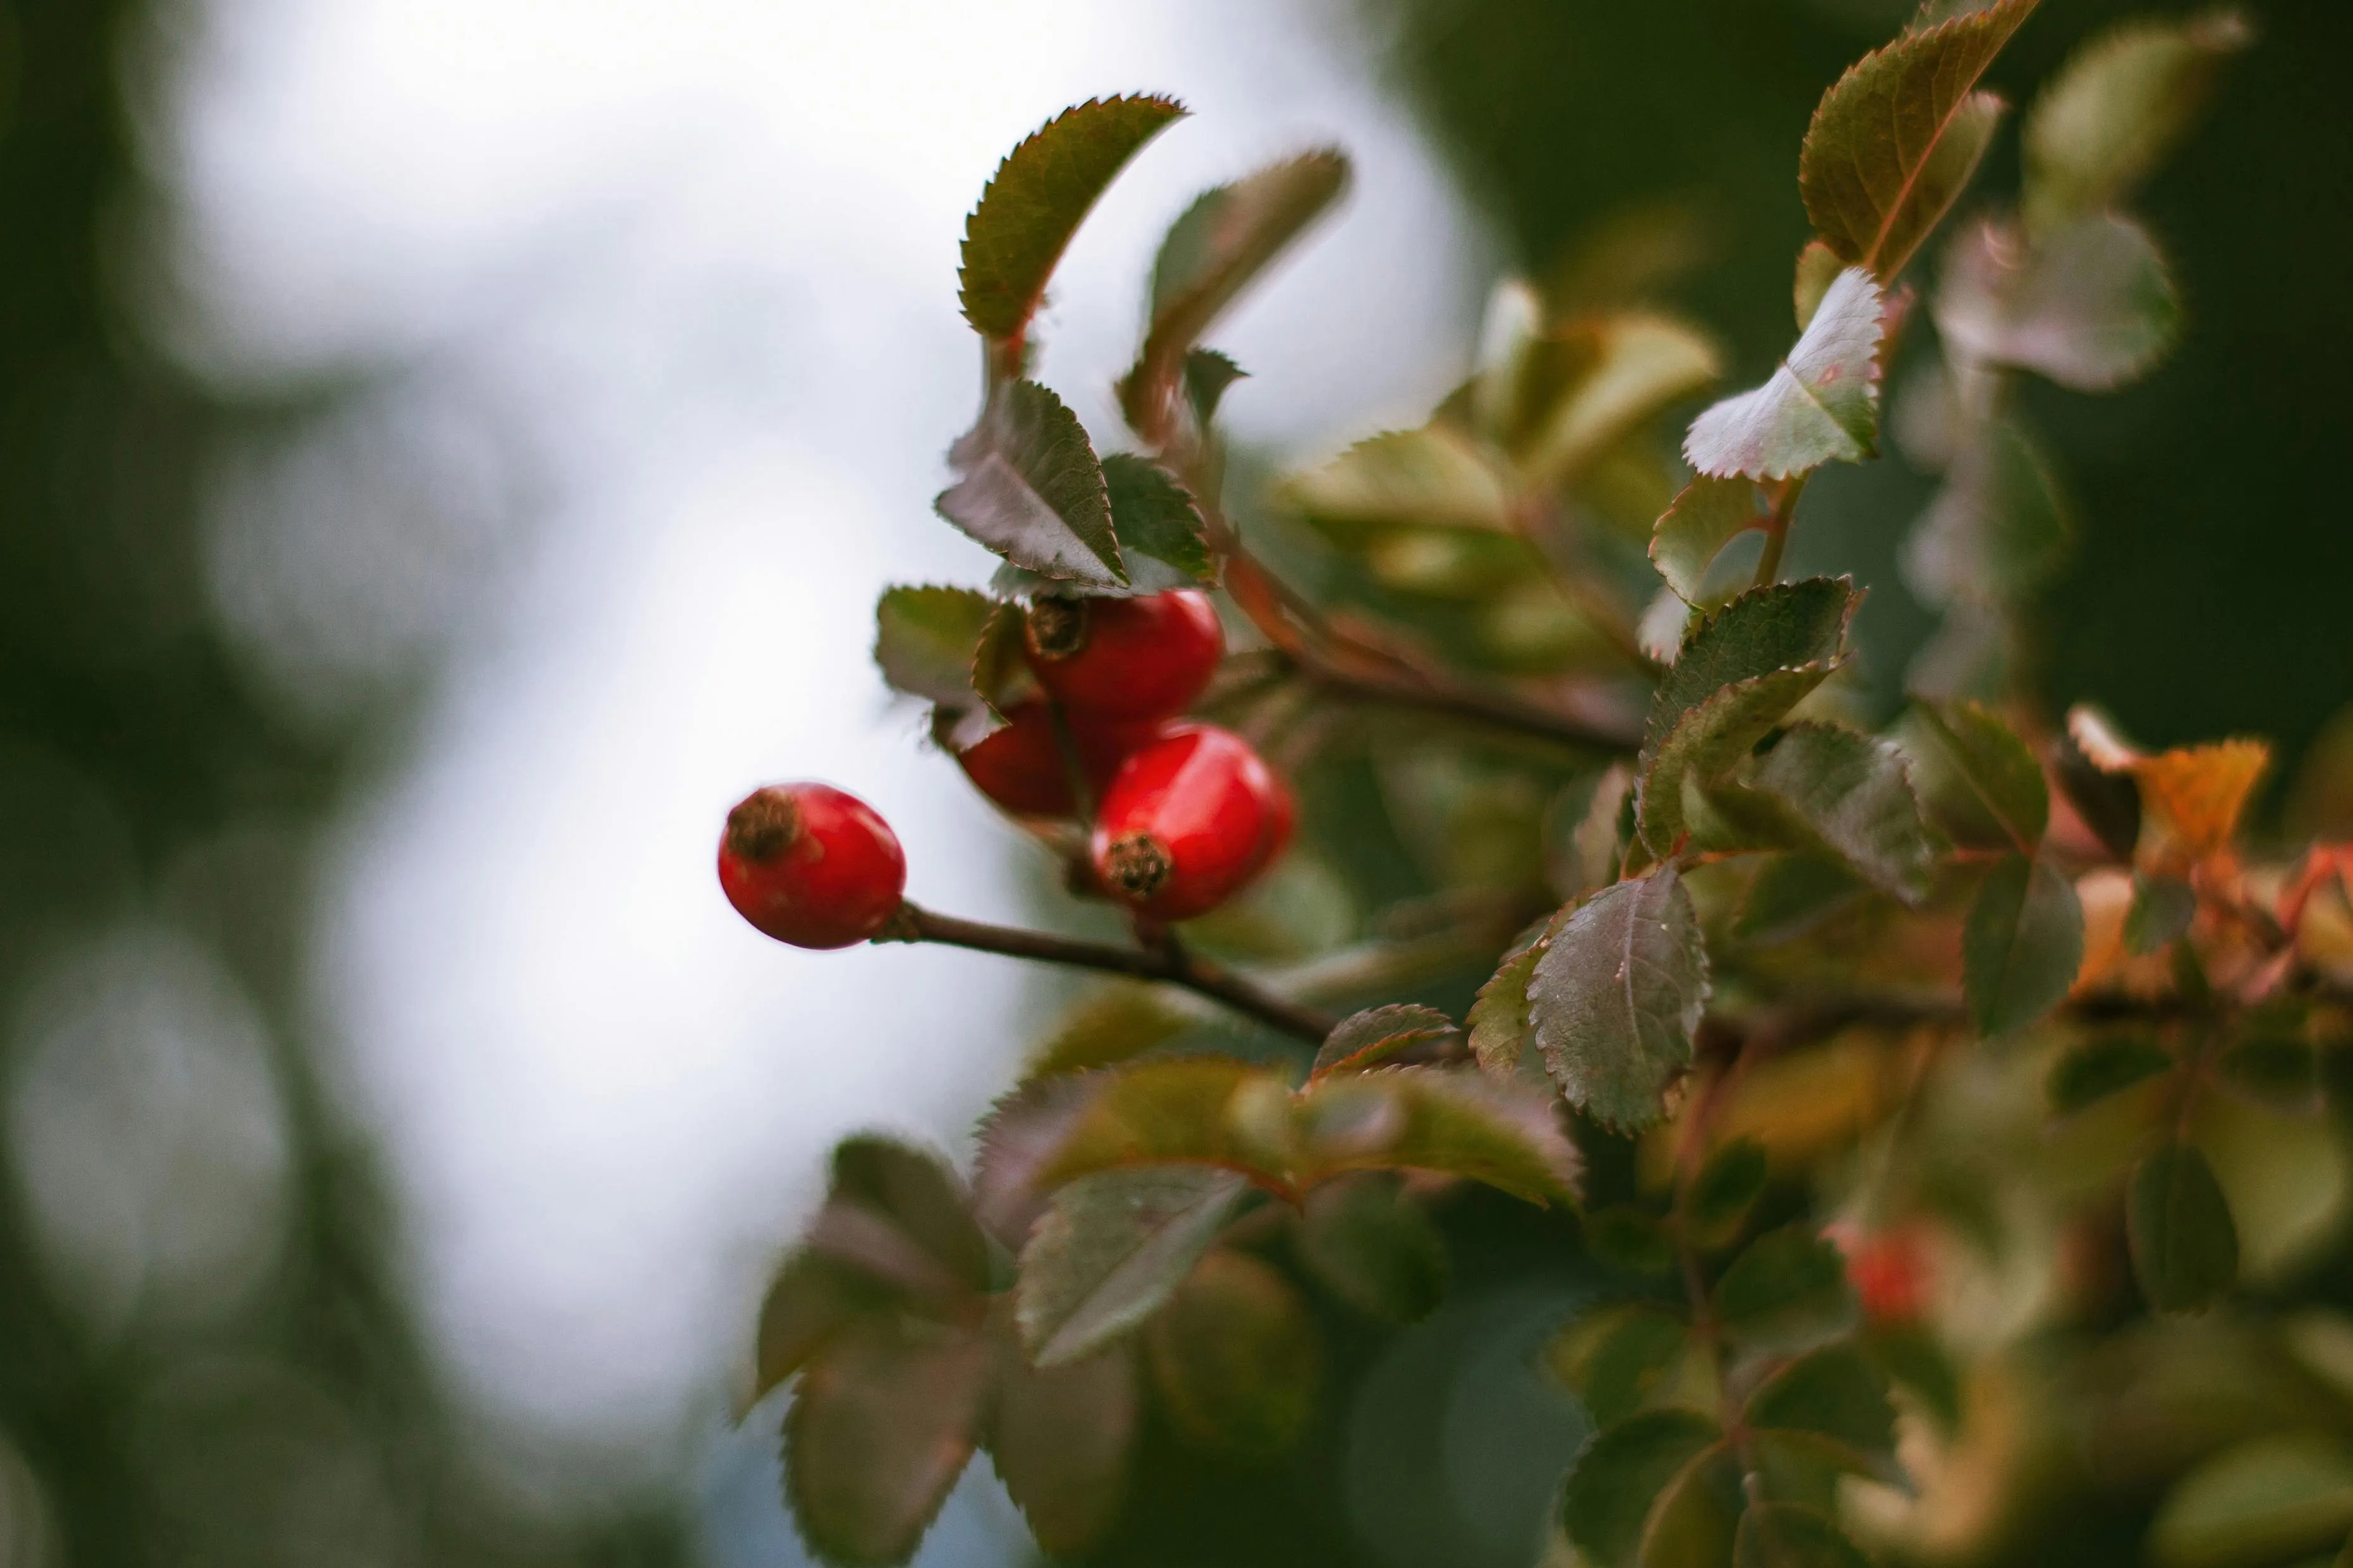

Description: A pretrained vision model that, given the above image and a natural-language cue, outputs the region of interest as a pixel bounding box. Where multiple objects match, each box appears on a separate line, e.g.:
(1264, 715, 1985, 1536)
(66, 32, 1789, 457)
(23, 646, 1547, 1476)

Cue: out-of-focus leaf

(939, 380, 1125, 586)
(1749, 1428, 1877, 1516)
(1736, 855, 1866, 945)
(826, 1137, 995, 1296)
(1280, 425, 1513, 540)
(1797, 0, 2035, 279)
(1528, 869, 1712, 1134)
(1505, 314, 1721, 489)
(1651, 475, 1769, 604)
(1145, 1249, 1319, 1459)
(2023, 9, 2252, 236)
(987, 1328, 1138, 1557)
(1024, 1056, 1294, 1192)
(1902, 416, 2073, 606)
(1584, 1204, 1676, 1276)
(1793, 238, 1843, 330)
(1024, 983, 1200, 1081)
(1101, 453, 1213, 586)
(967, 600, 1039, 719)
(1546, 1303, 1690, 1430)
(2219, 1034, 2323, 1117)
(1297, 1174, 1450, 1322)
(2129, 1141, 2239, 1313)
(1735, 1502, 1873, 1568)
(1745, 722, 1936, 903)
(1685, 267, 1885, 480)
(754, 1251, 894, 1403)
(1937, 214, 2180, 392)
(1909, 700, 2048, 851)
(1311, 1002, 1457, 1079)
(873, 586, 998, 708)
(2137, 739, 2270, 857)
(783, 1318, 992, 1568)
(1125, 151, 1348, 429)
(2149, 1433, 2353, 1568)
(1712, 1225, 1859, 1354)
(1745, 1342, 1897, 1464)
(1964, 854, 2085, 1036)
(2047, 1035, 2175, 1117)
(2125, 874, 2198, 955)
(1560, 1408, 1723, 1568)
(1547, 763, 1635, 903)
(1295, 1067, 1583, 1206)
(1641, 1447, 1746, 1567)
(1641, 579, 1856, 851)
(1015, 1165, 1249, 1366)
(960, 95, 1185, 343)
(2055, 726, 2142, 860)
(1182, 347, 1246, 428)
(1685, 1137, 1771, 1249)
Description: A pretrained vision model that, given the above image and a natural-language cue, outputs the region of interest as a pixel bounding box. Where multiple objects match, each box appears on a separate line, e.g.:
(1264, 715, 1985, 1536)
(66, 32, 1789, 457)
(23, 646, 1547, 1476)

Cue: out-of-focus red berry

(1837, 1225, 1931, 1325)
(1090, 725, 1291, 920)
(951, 702, 1162, 818)
(718, 782, 905, 949)
(1023, 590, 1223, 722)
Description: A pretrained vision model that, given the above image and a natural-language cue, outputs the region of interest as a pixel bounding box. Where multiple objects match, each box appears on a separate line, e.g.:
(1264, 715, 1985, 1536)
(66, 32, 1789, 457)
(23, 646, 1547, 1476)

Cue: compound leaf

(939, 380, 1125, 586)
(1528, 869, 1711, 1134)
(1016, 1165, 1249, 1366)
(2127, 1141, 2239, 1313)
(960, 95, 1185, 343)
(1685, 267, 1886, 480)
(1799, 0, 2037, 279)
(1964, 854, 2085, 1036)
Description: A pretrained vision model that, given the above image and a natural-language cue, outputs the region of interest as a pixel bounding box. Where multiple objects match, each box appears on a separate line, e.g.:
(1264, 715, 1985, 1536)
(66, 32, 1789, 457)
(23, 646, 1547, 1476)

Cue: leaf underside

(1685, 267, 1886, 480)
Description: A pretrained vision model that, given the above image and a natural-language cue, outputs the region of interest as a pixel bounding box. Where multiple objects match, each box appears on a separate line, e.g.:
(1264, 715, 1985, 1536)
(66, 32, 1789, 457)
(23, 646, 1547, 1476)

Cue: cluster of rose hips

(718, 588, 1294, 948)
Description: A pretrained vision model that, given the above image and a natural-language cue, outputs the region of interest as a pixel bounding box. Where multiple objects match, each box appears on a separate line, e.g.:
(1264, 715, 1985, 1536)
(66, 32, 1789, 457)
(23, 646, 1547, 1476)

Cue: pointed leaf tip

(938, 380, 1125, 586)
(1685, 267, 1885, 480)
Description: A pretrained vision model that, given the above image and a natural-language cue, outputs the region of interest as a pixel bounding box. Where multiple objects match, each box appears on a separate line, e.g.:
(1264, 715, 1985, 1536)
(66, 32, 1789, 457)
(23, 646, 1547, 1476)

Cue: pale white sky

(156, 0, 1489, 1532)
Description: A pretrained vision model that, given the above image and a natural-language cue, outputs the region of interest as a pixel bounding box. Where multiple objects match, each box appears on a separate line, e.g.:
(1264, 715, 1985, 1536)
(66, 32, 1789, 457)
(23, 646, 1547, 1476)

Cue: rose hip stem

(874, 901, 1338, 1045)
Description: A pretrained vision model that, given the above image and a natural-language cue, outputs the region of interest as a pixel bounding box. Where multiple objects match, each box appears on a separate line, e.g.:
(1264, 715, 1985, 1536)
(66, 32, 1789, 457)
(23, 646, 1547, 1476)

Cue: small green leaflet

(939, 380, 1125, 587)
(873, 585, 999, 708)
(1015, 1165, 1249, 1366)
(1736, 854, 1866, 945)
(1684, 1136, 1770, 1249)
(1798, 0, 2036, 280)
(1559, 1408, 1723, 1568)
(1547, 1303, 1689, 1429)
(2125, 873, 2197, 955)
(1279, 424, 1514, 541)
(1651, 474, 1769, 604)
(1745, 722, 1936, 903)
(1936, 214, 2182, 392)
(1711, 1225, 1859, 1354)
(1684, 267, 1886, 480)
(1311, 1002, 1457, 1079)
(1467, 913, 1562, 1077)
(959, 95, 1186, 343)
(2046, 1035, 2174, 1117)
(2127, 1141, 2238, 1313)
(1527, 868, 1711, 1134)
(1964, 854, 2084, 1037)
(1101, 453, 1213, 585)
(1744, 1342, 1897, 1465)
(1182, 348, 1246, 428)
(1908, 700, 2048, 851)
(1502, 315, 1722, 490)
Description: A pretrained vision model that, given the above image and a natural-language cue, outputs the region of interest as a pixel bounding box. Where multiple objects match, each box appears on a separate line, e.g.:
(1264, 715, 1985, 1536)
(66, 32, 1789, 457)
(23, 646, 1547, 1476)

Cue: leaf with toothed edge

(1183, 348, 1246, 428)
(1311, 1003, 1458, 1079)
(1684, 267, 1886, 480)
(986, 1323, 1137, 1557)
(1745, 722, 1937, 903)
(874, 585, 999, 716)
(1295, 1068, 1582, 1206)
(1102, 453, 1214, 585)
(1468, 911, 1568, 1078)
(1559, 1408, 1724, 1567)
(1015, 1165, 1249, 1366)
(940, 380, 1125, 587)
(1798, 0, 2037, 281)
(1652, 474, 1769, 604)
(1527, 868, 1712, 1134)
(959, 95, 1186, 343)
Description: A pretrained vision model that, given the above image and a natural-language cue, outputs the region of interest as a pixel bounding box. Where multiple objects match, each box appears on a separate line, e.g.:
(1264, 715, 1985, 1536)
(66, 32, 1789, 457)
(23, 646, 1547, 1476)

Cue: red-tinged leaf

(825, 1136, 993, 1295)
(1146, 1249, 1320, 1460)
(1527, 869, 1712, 1135)
(1015, 1165, 1248, 1366)
(959, 95, 1186, 343)
(939, 380, 1125, 587)
(1799, 0, 2038, 281)
(986, 1319, 1139, 1556)
(1684, 267, 1886, 480)
(753, 1251, 895, 1404)
(783, 1317, 992, 1568)
(1311, 1002, 1458, 1078)
(1936, 214, 2181, 392)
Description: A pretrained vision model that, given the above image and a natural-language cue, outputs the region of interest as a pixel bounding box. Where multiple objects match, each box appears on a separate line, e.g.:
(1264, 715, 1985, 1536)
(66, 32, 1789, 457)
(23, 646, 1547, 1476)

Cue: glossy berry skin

(1090, 725, 1292, 920)
(1024, 590, 1223, 722)
(718, 783, 905, 949)
(951, 702, 1161, 819)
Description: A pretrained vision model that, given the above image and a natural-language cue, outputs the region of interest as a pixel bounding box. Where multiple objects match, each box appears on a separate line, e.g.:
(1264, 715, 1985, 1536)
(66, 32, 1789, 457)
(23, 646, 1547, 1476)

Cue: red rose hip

(1023, 589, 1223, 722)
(1090, 725, 1292, 920)
(718, 782, 906, 949)
(950, 702, 1161, 818)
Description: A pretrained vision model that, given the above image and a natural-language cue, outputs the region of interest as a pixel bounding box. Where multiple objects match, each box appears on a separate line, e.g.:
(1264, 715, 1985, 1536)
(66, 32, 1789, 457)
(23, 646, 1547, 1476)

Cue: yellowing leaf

(2137, 739, 2270, 857)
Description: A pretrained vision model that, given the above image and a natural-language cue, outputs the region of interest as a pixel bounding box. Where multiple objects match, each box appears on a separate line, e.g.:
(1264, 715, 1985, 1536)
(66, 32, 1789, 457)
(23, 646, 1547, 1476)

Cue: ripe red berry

(950, 702, 1161, 819)
(718, 783, 906, 949)
(1091, 725, 1292, 920)
(1836, 1225, 1930, 1325)
(1023, 589, 1224, 722)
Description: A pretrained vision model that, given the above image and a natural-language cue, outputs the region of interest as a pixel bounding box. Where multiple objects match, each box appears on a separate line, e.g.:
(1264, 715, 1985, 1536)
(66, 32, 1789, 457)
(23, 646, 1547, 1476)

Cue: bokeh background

(0, 0, 2343, 1564)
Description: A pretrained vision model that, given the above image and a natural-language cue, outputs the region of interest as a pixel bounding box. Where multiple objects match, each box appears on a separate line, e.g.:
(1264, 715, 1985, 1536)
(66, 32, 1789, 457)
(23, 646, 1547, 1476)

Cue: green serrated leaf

(2023, 10, 2251, 236)
(986, 1326, 1138, 1558)
(2047, 1035, 2175, 1117)
(1297, 1174, 1450, 1323)
(1294, 1067, 1583, 1206)
(1101, 453, 1213, 586)
(1745, 722, 1936, 903)
(1712, 1225, 1859, 1355)
(1468, 915, 1560, 1077)
(1529, 869, 1712, 1134)
(1908, 700, 2048, 851)
(1547, 1303, 1691, 1430)
(1736, 855, 1867, 945)
(1505, 315, 1721, 490)
(1280, 425, 1514, 541)
(1024, 983, 1201, 1081)
(1685, 267, 1886, 480)
(1799, 0, 2036, 279)
(959, 95, 1186, 343)
(1028, 1057, 1294, 1193)
(873, 585, 998, 708)
(1652, 475, 1769, 604)
(1017, 1165, 1249, 1366)
(2149, 1433, 2353, 1568)
(783, 1316, 991, 1568)
(1146, 1249, 1319, 1460)
(1311, 1002, 1457, 1078)
(2128, 1141, 2239, 1313)
(1936, 213, 2181, 392)
(939, 380, 1125, 586)
(1686, 1138, 1771, 1249)
(1560, 1409, 1724, 1568)
(1964, 854, 2084, 1036)
(1641, 1445, 1747, 1567)
(1903, 415, 2074, 608)
(1745, 1342, 1897, 1464)
(1735, 1502, 1873, 1568)
(2126, 874, 2198, 955)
